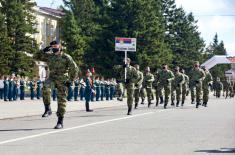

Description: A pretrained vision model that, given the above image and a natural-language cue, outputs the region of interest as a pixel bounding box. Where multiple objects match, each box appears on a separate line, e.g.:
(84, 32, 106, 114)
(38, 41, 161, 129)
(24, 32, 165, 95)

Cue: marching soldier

(85, 70, 94, 112)
(171, 66, 185, 107)
(180, 69, 189, 106)
(202, 67, 212, 107)
(143, 67, 155, 107)
(215, 77, 223, 98)
(34, 40, 79, 129)
(134, 64, 144, 109)
(157, 64, 174, 109)
(189, 61, 205, 108)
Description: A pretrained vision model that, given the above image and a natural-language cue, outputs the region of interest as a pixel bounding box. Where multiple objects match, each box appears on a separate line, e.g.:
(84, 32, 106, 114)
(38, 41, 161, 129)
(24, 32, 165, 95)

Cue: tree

(0, 11, 13, 75)
(205, 34, 229, 79)
(162, 0, 205, 70)
(0, 0, 38, 77)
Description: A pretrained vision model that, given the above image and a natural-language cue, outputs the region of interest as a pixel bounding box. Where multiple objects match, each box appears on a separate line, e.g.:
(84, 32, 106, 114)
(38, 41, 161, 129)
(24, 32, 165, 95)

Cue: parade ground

(0, 95, 234, 155)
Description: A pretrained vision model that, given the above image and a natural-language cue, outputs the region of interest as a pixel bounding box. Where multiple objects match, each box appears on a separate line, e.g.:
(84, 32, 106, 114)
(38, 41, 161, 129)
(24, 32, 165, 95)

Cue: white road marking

(0, 109, 171, 145)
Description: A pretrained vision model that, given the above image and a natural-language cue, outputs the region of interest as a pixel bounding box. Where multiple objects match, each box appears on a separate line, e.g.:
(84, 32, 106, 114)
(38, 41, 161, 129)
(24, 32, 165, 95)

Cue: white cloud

(175, 0, 235, 56)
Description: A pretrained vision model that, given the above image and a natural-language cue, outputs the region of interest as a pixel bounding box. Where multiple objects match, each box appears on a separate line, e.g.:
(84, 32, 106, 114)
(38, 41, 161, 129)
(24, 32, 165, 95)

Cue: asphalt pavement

(0, 95, 234, 155)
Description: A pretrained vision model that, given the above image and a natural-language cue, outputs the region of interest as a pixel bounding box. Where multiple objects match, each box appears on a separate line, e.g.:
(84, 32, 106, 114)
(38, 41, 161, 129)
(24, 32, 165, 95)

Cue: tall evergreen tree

(162, 0, 205, 70)
(0, 0, 38, 77)
(0, 11, 13, 75)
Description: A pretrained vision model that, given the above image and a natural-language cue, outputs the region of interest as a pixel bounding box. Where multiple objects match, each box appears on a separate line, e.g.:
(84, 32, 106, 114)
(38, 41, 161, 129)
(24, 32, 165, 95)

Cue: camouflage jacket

(143, 72, 155, 88)
(172, 72, 185, 87)
(135, 70, 144, 89)
(182, 73, 189, 85)
(34, 50, 79, 81)
(189, 68, 205, 83)
(202, 71, 212, 87)
(158, 69, 175, 86)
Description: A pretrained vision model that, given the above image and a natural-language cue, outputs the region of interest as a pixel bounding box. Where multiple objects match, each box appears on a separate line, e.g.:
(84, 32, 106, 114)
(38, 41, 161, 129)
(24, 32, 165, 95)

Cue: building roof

(39, 7, 65, 17)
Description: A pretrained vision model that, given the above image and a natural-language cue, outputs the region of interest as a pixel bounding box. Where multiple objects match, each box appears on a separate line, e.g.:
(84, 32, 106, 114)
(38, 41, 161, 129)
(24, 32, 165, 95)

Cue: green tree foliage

(0, 11, 13, 75)
(0, 0, 38, 77)
(162, 0, 205, 70)
(205, 34, 229, 79)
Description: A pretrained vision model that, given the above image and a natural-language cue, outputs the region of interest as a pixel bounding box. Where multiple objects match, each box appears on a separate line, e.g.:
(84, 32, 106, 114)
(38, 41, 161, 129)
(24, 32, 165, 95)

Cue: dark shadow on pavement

(195, 148, 235, 153)
(0, 128, 52, 132)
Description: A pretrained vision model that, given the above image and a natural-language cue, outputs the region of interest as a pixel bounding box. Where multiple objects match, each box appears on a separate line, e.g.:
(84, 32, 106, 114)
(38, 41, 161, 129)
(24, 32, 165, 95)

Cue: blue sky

(35, 0, 235, 56)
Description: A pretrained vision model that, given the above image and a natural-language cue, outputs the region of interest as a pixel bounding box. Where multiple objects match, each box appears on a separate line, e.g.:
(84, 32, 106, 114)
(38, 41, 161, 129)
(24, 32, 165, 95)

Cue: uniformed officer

(189, 61, 205, 108)
(85, 70, 94, 112)
(36, 76, 42, 99)
(134, 64, 144, 109)
(34, 41, 79, 129)
(19, 77, 25, 100)
(143, 67, 155, 107)
(215, 77, 223, 98)
(171, 66, 185, 107)
(28, 79, 35, 100)
(8, 75, 13, 101)
(80, 78, 86, 101)
(74, 78, 80, 101)
(3, 76, 9, 101)
(180, 69, 189, 106)
(100, 77, 105, 101)
(202, 67, 212, 107)
(94, 76, 101, 101)
(157, 64, 174, 109)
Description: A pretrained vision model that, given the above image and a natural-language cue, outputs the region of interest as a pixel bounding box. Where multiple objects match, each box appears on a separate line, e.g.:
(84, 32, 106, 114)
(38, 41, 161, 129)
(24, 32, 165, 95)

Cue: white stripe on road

(0, 109, 171, 145)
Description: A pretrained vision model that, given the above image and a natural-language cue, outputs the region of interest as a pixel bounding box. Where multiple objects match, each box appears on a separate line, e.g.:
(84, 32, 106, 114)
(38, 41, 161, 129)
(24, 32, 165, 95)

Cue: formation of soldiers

(114, 58, 235, 115)
(0, 41, 234, 129)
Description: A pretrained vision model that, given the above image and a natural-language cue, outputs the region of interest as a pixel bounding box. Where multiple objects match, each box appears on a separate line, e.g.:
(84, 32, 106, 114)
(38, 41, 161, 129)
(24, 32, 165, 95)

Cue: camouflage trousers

(140, 87, 146, 103)
(182, 84, 188, 102)
(171, 85, 182, 102)
(127, 88, 134, 109)
(116, 83, 124, 100)
(134, 88, 141, 104)
(202, 86, 209, 103)
(157, 84, 171, 104)
(43, 79, 68, 117)
(190, 82, 202, 103)
(216, 89, 221, 98)
(154, 86, 163, 104)
(146, 87, 153, 103)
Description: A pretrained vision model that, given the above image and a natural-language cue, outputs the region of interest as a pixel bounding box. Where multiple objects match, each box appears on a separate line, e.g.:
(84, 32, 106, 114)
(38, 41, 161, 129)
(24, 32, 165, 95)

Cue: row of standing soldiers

(114, 59, 235, 115)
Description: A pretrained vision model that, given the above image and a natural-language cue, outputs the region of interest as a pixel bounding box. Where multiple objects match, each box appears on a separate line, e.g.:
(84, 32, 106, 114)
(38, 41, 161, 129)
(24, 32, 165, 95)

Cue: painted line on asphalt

(0, 109, 171, 145)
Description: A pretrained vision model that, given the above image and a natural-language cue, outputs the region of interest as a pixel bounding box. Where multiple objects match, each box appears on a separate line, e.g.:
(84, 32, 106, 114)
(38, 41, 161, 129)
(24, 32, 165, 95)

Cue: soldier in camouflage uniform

(215, 77, 223, 98)
(143, 67, 155, 107)
(114, 58, 138, 115)
(202, 67, 212, 107)
(157, 64, 174, 109)
(153, 70, 163, 106)
(189, 61, 205, 108)
(223, 78, 231, 99)
(134, 65, 144, 109)
(180, 69, 189, 106)
(34, 41, 79, 129)
(171, 66, 185, 107)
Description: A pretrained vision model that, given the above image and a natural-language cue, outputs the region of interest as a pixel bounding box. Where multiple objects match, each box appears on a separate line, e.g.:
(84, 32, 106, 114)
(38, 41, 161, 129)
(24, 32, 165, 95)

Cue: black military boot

(42, 104, 52, 117)
(191, 99, 195, 104)
(204, 102, 208, 107)
(181, 101, 184, 106)
(176, 101, 179, 107)
(196, 102, 200, 108)
(127, 107, 132, 115)
(85, 102, 93, 112)
(156, 100, 159, 107)
(164, 102, 168, 109)
(54, 117, 63, 129)
(148, 102, 152, 108)
(171, 100, 175, 106)
(160, 97, 163, 104)
(134, 103, 138, 109)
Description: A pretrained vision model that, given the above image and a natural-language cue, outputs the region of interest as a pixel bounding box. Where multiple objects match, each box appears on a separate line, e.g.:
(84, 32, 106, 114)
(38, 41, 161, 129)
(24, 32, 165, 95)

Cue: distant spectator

(0, 76, 4, 99)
